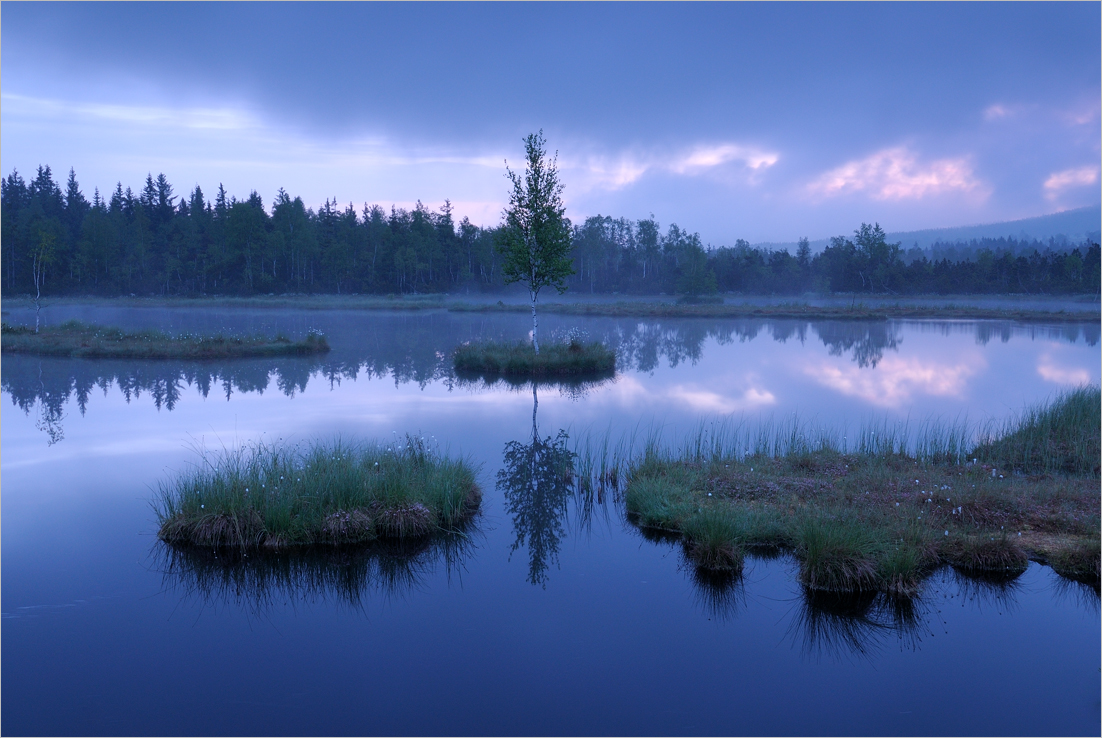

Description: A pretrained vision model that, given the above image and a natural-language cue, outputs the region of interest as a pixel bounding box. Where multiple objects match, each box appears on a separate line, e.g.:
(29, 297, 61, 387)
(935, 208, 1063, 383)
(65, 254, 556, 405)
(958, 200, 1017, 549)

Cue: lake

(2, 304, 1099, 736)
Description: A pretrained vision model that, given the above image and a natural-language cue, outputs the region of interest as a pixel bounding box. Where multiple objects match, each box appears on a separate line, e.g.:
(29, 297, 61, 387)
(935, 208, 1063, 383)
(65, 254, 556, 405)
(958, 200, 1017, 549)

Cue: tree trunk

(531, 383, 539, 504)
(530, 288, 539, 354)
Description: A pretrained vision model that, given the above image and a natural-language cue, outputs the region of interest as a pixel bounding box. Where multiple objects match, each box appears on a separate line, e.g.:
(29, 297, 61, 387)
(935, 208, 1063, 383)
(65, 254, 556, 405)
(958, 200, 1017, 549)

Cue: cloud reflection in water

(804, 354, 985, 409)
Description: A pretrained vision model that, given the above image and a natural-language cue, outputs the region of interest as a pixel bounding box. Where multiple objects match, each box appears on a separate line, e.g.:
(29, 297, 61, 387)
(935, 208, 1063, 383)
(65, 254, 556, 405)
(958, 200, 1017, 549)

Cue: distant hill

(886, 205, 1101, 249)
(754, 205, 1101, 254)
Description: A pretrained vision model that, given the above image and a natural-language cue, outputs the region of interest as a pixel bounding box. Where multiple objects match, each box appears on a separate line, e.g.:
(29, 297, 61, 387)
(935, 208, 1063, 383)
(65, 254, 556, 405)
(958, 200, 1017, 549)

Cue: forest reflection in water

(4, 316, 1097, 445)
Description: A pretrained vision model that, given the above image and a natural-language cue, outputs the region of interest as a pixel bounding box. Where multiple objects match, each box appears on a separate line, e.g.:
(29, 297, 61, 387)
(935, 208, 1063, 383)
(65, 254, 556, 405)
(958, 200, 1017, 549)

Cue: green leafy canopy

(499, 130, 574, 296)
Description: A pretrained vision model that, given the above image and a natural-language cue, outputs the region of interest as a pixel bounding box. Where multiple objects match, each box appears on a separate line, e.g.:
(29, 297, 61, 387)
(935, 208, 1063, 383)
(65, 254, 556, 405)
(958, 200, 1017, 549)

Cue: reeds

(972, 385, 1100, 476)
(155, 435, 480, 549)
(1, 320, 330, 359)
(453, 339, 616, 377)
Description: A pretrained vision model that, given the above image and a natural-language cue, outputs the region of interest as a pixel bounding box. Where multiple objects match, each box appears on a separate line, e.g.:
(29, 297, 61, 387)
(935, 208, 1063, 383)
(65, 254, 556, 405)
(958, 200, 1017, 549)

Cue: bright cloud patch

(567, 156, 652, 192)
(2, 92, 259, 132)
(567, 142, 778, 193)
(1037, 361, 1091, 386)
(804, 355, 982, 409)
(668, 385, 776, 414)
(1043, 166, 1099, 200)
(670, 144, 778, 174)
(806, 147, 986, 202)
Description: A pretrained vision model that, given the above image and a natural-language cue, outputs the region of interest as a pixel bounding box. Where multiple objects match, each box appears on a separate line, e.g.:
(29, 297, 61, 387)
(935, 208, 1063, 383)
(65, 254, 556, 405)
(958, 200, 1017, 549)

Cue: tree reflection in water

(497, 384, 579, 587)
(153, 525, 479, 618)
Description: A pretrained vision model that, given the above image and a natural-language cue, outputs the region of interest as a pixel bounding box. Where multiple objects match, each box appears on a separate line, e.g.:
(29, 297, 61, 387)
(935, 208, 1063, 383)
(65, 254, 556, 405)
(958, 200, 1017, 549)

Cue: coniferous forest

(3, 166, 1099, 299)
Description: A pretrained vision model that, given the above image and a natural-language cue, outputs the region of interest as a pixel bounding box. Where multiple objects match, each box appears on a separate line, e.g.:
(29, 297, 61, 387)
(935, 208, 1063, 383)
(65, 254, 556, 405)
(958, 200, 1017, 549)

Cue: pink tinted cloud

(566, 142, 779, 194)
(803, 355, 982, 409)
(1061, 101, 1101, 127)
(669, 144, 778, 175)
(1043, 166, 1099, 200)
(806, 147, 988, 202)
(1037, 356, 1091, 386)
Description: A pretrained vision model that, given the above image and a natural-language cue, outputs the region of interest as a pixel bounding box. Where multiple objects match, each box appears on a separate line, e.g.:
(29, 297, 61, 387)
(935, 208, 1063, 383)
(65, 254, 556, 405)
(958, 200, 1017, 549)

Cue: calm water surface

(2, 305, 1099, 736)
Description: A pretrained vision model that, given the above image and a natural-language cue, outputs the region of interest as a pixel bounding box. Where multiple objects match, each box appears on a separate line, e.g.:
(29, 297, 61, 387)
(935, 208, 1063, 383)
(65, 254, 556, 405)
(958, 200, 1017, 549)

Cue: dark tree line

(4, 166, 1098, 298)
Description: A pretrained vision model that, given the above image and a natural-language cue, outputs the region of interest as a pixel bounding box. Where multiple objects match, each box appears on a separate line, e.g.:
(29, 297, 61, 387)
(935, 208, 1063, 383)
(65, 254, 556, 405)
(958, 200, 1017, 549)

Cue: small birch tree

(500, 131, 573, 354)
(32, 229, 56, 333)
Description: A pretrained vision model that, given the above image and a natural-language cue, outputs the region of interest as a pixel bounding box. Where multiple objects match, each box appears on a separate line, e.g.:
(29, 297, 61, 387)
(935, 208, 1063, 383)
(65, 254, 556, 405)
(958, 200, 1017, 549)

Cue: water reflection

(497, 385, 578, 587)
(781, 566, 1050, 661)
(815, 322, 901, 368)
(689, 566, 747, 623)
(945, 567, 1024, 615)
(451, 372, 614, 401)
(802, 354, 982, 409)
(154, 529, 478, 617)
(1050, 575, 1101, 614)
(4, 314, 1096, 444)
(613, 319, 905, 371)
(787, 588, 929, 661)
(664, 549, 1069, 662)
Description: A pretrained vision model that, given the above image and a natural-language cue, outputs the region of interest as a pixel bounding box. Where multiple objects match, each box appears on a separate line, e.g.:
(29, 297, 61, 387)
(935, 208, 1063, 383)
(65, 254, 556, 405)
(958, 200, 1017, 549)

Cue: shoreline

(3, 293, 1098, 323)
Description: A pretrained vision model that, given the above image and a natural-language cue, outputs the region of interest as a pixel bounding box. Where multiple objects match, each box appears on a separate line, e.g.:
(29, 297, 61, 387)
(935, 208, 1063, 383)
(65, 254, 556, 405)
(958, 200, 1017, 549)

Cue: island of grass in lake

(454, 338, 615, 377)
(156, 435, 480, 549)
(1, 320, 329, 359)
(612, 387, 1100, 594)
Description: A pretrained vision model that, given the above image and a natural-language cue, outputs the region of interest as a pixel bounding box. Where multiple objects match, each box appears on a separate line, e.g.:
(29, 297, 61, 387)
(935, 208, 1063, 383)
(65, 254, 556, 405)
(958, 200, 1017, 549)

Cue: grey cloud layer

(2, 2, 1098, 242)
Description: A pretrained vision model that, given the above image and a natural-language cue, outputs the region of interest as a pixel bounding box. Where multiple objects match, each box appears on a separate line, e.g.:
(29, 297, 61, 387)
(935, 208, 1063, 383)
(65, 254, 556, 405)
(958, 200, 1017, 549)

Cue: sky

(2, 2, 1099, 244)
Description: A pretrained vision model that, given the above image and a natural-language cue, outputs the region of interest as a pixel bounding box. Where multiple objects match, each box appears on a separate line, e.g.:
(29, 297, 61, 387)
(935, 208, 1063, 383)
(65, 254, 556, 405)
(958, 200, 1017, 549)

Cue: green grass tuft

(681, 510, 746, 573)
(155, 435, 480, 549)
(795, 516, 879, 592)
(944, 534, 1030, 575)
(1048, 538, 1101, 584)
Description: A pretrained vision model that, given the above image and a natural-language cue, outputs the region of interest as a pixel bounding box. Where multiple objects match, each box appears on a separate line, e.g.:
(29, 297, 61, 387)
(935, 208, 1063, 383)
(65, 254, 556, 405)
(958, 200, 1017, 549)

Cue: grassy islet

(1, 320, 330, 359)
(453, 338, 615, 377)
(155, 435, 480, 549)
(606, 387, 1101, 594)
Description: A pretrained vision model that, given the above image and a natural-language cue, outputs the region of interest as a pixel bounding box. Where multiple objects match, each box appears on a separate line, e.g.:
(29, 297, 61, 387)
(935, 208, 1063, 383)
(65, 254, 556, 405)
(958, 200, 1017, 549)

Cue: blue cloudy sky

(2, 2, 1099, 244)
